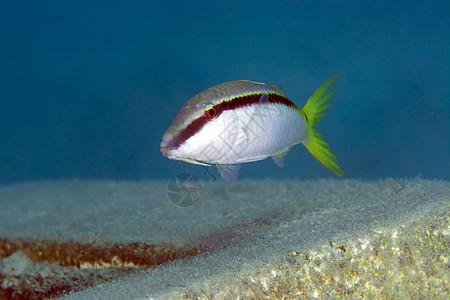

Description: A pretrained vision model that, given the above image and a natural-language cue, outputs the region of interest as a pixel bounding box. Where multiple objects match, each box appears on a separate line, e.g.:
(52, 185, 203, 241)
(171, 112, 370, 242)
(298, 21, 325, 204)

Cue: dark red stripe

(172, 93, 297, 149)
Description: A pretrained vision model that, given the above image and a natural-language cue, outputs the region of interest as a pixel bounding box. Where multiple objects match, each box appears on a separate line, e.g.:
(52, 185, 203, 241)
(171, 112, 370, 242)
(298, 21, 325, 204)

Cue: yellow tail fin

(302, 74, 344, 176)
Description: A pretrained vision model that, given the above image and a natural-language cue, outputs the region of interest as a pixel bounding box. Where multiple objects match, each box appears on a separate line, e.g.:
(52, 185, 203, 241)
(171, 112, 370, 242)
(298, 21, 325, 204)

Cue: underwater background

(1, 0, 449, 183)
(1, 2, 449, 299)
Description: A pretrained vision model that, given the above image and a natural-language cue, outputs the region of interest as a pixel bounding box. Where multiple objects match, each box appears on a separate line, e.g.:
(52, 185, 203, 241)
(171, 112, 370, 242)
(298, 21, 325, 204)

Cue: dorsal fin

(268, 84, 282, 92)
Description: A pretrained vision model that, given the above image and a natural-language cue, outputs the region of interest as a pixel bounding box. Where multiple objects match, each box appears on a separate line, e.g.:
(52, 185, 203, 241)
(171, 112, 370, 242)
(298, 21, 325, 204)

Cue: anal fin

(216, 164, 241, 181)
(272, 148, 292, 167)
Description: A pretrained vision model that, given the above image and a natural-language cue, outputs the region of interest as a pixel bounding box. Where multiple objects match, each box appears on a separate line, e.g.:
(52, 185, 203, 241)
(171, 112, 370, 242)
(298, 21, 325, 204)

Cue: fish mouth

(159, 140, 210, 167)
(158, 140, 176, 157)
(159, 138, 185, 157)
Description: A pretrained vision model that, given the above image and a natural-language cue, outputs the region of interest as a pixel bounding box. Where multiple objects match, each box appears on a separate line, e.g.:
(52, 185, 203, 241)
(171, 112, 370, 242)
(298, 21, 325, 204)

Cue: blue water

(1, 1, 449, 183)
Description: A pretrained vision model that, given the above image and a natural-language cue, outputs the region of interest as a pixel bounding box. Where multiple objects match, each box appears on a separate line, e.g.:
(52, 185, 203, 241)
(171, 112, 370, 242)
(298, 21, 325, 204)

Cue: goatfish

(159, 74, 344, 181)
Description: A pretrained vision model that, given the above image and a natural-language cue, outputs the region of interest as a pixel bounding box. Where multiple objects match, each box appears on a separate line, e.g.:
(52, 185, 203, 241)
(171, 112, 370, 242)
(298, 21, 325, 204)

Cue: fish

(159, 74, 344, 181)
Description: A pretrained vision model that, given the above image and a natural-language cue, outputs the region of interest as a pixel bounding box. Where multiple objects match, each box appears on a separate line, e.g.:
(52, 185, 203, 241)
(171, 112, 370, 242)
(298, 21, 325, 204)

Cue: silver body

(176, 101, 308, 165)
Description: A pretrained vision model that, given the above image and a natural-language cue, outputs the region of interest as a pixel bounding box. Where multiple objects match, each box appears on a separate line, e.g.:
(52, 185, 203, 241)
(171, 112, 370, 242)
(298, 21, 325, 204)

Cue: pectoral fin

(216, 164, 241, 181)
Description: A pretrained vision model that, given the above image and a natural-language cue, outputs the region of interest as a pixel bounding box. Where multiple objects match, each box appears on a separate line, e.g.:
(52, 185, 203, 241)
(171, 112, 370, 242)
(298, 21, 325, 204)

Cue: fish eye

(205, 107, 217, 119)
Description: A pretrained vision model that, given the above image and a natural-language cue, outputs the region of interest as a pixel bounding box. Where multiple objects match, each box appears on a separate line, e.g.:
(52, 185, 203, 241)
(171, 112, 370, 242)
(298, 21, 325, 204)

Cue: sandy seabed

(0, 177, 448, 299)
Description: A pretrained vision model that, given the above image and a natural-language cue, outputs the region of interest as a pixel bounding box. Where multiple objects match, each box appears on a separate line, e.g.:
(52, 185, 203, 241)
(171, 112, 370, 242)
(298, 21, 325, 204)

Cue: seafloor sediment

(0, 178, 448, 299)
